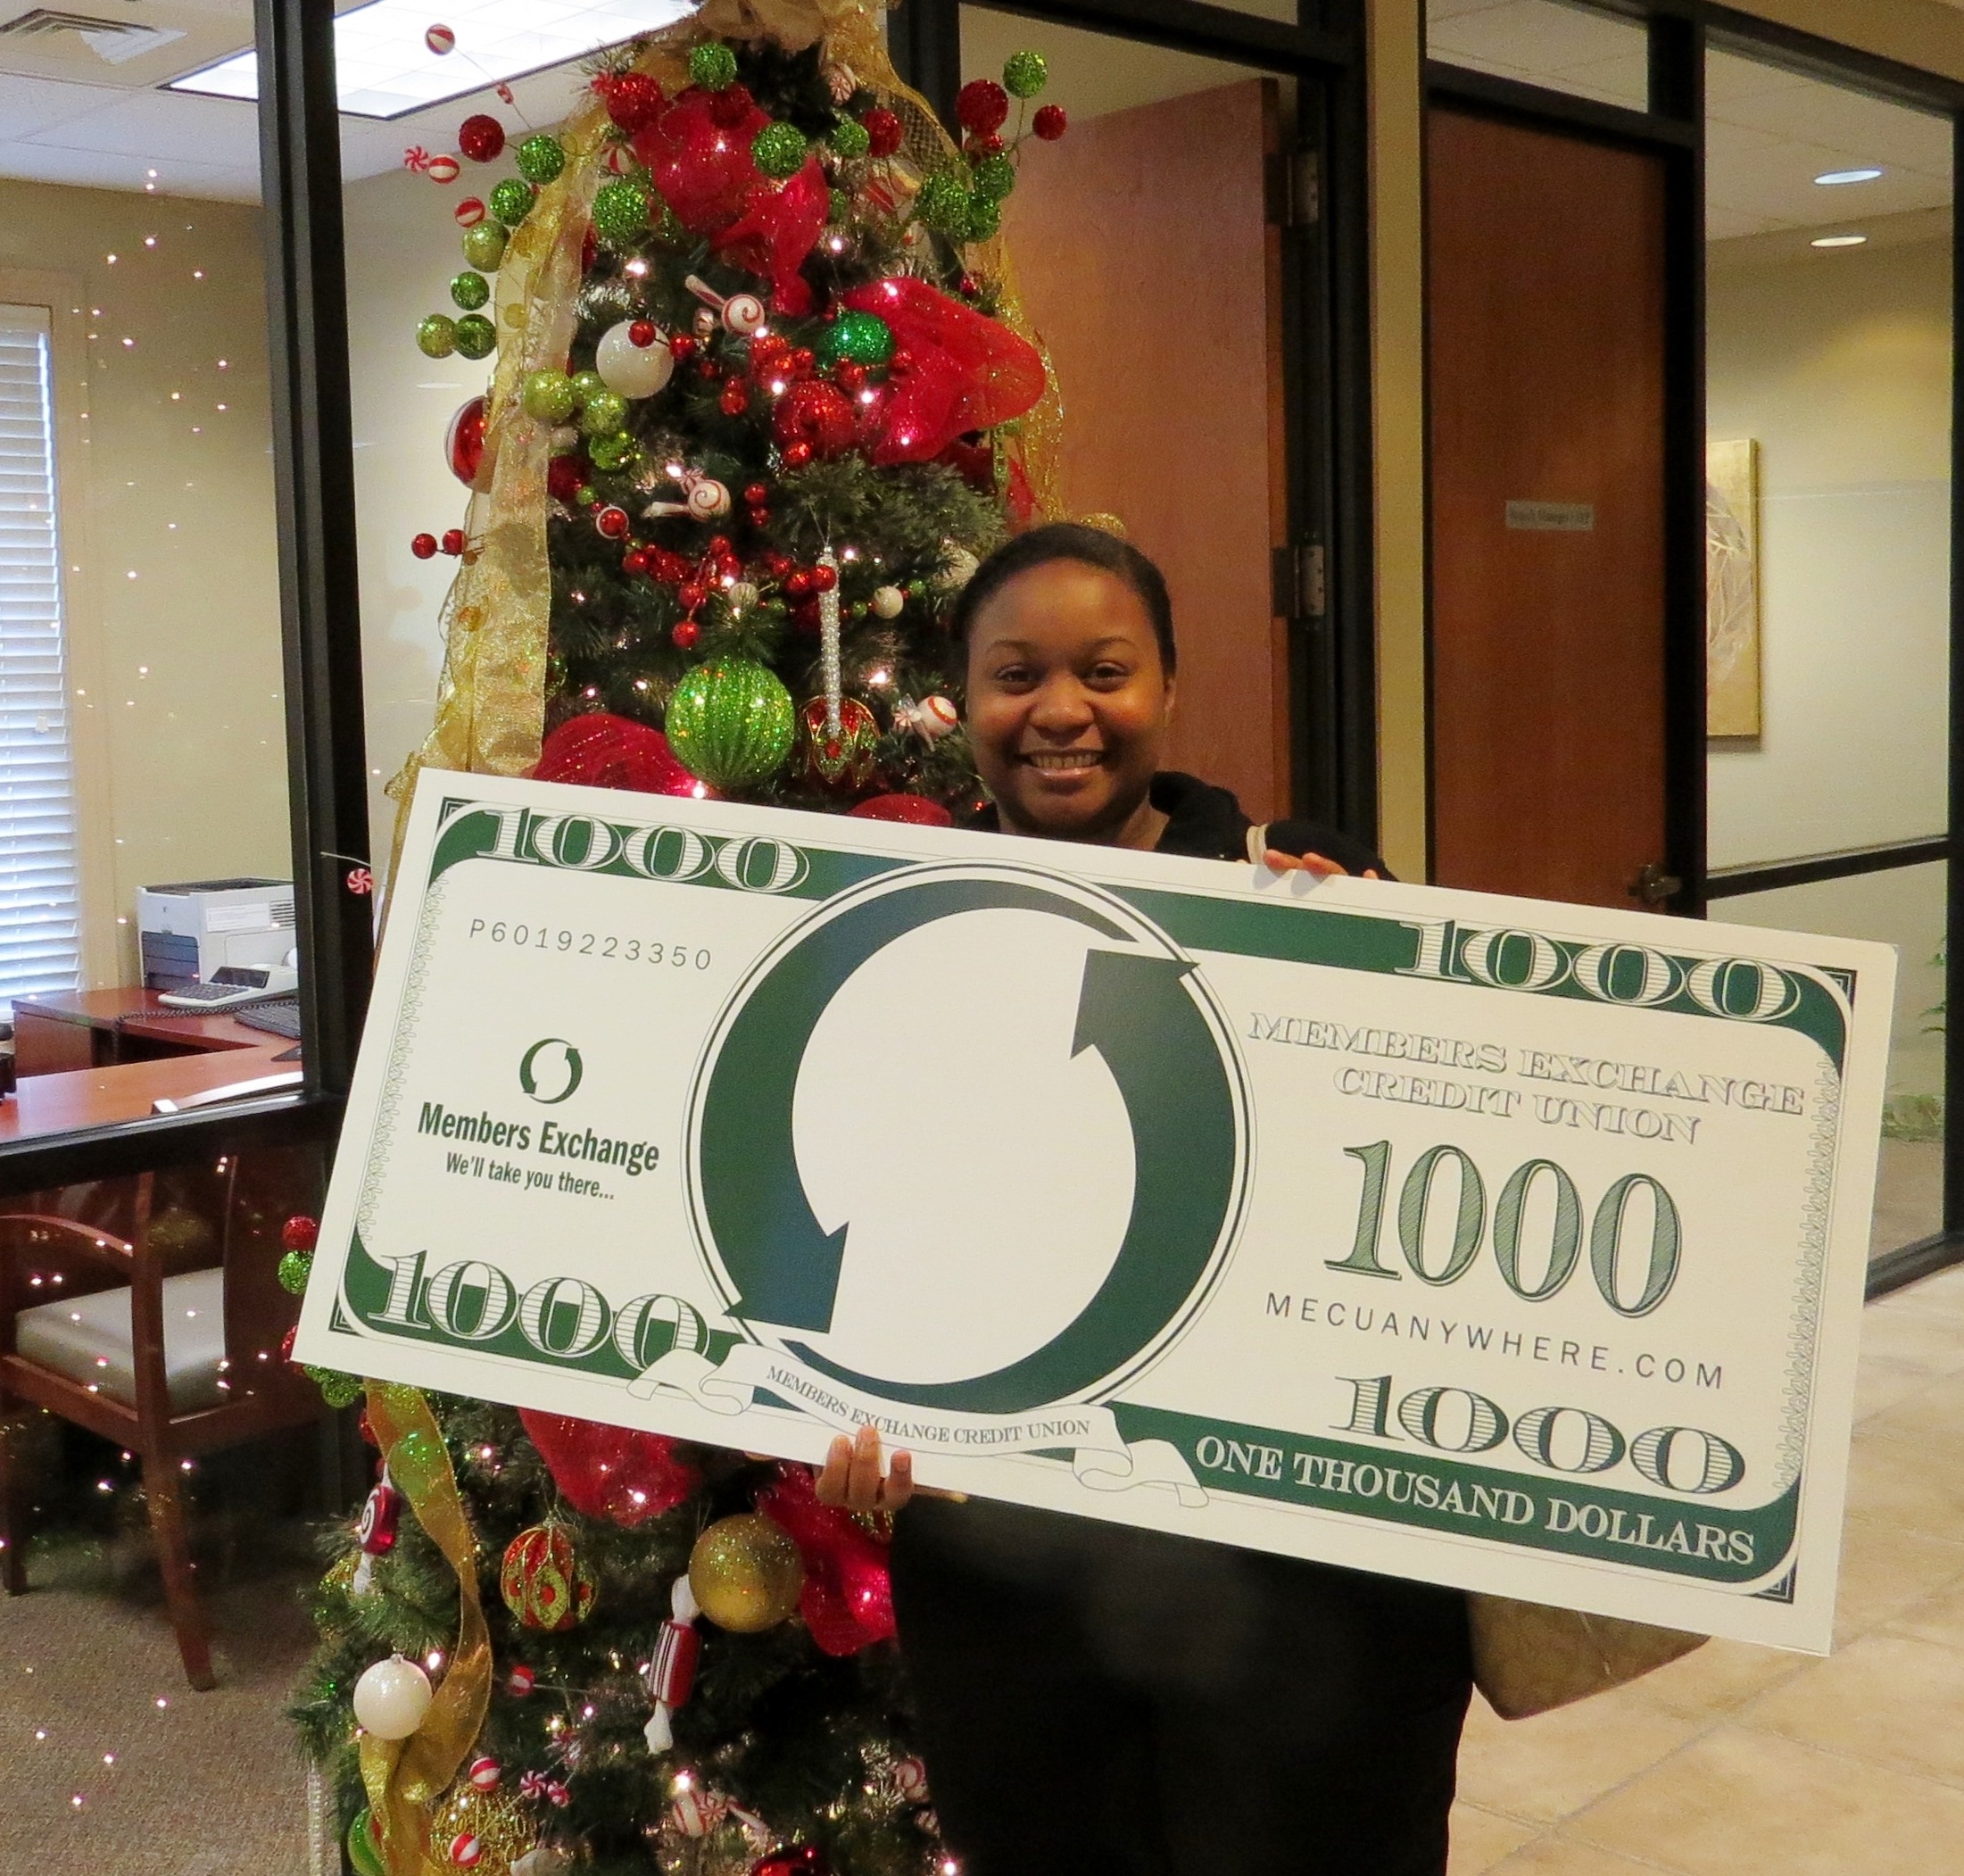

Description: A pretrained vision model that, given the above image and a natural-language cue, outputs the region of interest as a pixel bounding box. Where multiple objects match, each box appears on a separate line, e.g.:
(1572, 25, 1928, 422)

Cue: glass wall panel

(1704, 50, 1953, 1260)
(1426, 0, 1651, 111)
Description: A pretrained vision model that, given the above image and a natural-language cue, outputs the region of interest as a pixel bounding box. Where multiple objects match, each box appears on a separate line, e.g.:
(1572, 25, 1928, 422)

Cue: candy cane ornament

(683, 274, 767, 337)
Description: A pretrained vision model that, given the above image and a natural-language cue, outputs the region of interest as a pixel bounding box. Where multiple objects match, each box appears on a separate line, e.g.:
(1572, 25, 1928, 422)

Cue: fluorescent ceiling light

(1814, 167, 1884, 187)
(1811, 234, 1869, 248)
(166, 0, 698, 121)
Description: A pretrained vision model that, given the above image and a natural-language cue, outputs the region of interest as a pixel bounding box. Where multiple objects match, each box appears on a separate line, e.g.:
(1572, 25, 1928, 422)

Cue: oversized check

(299, 773, 1894, 1651)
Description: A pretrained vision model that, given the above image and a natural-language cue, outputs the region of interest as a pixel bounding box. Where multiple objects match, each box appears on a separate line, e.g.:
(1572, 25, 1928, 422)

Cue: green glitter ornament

(690, 40, 738, 90)
(592, 179, 650, 245)
(277, 1249, 312, 1295)
(346, 1810, 386, 1876)
(665, 658, 795, 790)
(579, 388, 628, 436)
(817, 308, 895, 369)
(828, 187, 850, 222)
(521, 369, 576, 422)
(587, 431, 640, 472)
(569, 369, 607, 408)
(965, 195, 1002, 242)
(1003, 49, 1048, 98)
(416, 314, 457, 358)
(305, 1366, 362, 1410)
(449, 270, 489, 311)
(516, 133, 566, 185)
(916, 170, 972, 234)
(971, 153, 1016, 202)
(829, 117, 871, 161)
(452, 313, 497, 360)
(490, 178, 535, 227)
(461, 220, 508, 270)
(752, 120, 808, 179)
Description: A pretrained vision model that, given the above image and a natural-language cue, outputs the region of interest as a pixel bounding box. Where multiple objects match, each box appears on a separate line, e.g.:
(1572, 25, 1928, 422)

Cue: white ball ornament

(595, 321, 675, 399)
(721, 293, 766, 337)
(726, 580, 760, 615)
(871, 584, 905, 619)
(916, 694, 959, 741)
(353, 1654, 433, 1739)
(933, 546, 980, 592)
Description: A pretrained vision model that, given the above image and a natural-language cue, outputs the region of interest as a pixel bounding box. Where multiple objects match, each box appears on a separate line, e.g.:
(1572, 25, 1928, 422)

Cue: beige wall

(0, 179, 288, 985)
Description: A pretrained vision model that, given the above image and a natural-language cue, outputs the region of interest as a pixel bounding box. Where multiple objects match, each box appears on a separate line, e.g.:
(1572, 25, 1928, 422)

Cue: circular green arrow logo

(687, 864, 1250, 1415)
(519, 1037, 584, 1104)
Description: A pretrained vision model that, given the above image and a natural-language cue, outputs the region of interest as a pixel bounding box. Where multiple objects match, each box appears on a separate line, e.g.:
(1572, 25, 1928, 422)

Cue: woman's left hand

(1264, 849, 1380, 880)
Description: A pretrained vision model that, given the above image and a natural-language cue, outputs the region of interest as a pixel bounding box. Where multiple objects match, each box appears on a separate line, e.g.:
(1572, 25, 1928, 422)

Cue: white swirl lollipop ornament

(684, 273, 767, 337)
(642, 463, 731, 522)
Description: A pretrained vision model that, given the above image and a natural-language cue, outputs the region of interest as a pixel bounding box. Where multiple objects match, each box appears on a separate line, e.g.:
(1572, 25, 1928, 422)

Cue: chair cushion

(15, 1266, 228, 1412)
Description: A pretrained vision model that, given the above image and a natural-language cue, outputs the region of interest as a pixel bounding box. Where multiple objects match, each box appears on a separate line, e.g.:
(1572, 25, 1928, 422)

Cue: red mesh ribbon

(757, 1463, 896, 1656)
(632, 90, 770, 237)
(533, 712, 705, 796)
(841, 277, 1048, 466)
(713, 157, 829, 315)
(518, 1409, 701, 1527)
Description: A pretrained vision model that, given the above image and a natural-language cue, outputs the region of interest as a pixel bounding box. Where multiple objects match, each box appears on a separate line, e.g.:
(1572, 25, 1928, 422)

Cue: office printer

(137, 877, 296, 991)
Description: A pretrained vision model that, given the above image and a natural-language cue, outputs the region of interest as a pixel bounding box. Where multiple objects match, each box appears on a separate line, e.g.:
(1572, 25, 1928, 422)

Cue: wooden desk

(12, 990, 279, 1076)
(0, 1047, 300, 1143)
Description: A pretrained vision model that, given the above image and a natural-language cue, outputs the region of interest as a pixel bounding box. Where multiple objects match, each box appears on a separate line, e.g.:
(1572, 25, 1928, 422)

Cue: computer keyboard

(232, 998, 302, 1041)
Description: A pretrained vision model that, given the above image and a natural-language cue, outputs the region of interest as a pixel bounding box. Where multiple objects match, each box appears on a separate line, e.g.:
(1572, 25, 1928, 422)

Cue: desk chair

(0, 1148, 325, 1688)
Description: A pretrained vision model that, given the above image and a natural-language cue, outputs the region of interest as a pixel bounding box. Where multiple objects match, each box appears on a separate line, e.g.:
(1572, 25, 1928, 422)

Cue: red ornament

(451, 1832, 484, 1868)
(742, 482, 769, 507)
(850, 794, 953, 827)
(836, 361, 866, 393)
(708, 81, 755, 129)
(747, 508, 771, 527)
(1032, 103, 1068, 141)
(283, 1214, 319, 1252)
(622, 548, 650, 576)
(279, 1322, 298, 1363)
(632, 87, 768, 235)
(712, 156, 829, 316)
(788, 598, 822, 635)
(516, 1409, 701, 1525)
(446, 394, 490, 488)
(440, 527, 468, 556)
(783, 569, 812, 600)
(957, 78, 1010, 135)
(410, 532, 438, 559)
(457, 113, 504, 162)
(505, 1664, 536, 1698)
(628, 319, 659, 347)
(425, 153, 460, 185)
(676, 581, 707, 614)
(602, 71, 665, 134)
(860, 106, 903, 158)
(594, 505, 631, 540)
(719, 378, 750, 416)
(800, 695, 879, 789)
(672, 619, 700, 650)
(780, 441, 813, 469)
(533, 714, 708, 798)
(454, 196, 485, 228)
(545, 455, 585, 503)
(467, 1755, 501, 1791)
(356, 1472, 402, 1556)
(750, 1847, 832, 1876)
(772, 379, 856, 461)
(809, 561, 837, 593)
(346, 866, 375, 897)
(967, 131, 1004, 157)
(500, 1523, 595, 1631)
(669, 333, 698, 362)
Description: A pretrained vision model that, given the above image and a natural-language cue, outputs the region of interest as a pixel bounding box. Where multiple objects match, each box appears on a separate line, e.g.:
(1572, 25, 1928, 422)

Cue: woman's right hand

(814, 1422, 916, 1515)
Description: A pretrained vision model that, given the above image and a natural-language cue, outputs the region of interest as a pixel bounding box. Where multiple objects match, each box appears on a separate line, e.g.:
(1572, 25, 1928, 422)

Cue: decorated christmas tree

(288, 4, 1064, 1872)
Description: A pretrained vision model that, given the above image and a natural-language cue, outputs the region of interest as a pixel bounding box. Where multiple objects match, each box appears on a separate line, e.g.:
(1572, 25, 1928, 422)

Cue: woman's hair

(952, 522, 1177, 675)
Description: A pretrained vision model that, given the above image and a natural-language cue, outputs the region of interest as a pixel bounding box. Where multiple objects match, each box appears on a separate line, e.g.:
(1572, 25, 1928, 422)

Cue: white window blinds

(0, 305, 83, 1007)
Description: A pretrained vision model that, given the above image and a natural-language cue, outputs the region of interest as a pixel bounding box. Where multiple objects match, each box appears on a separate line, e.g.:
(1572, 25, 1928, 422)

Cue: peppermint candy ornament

(468, 1756, 501, 1792)
(670, 1785, 727, 1838)
(355, 1468, 402, 1556)
(425, 21, 455, 54)
(892, 1756, 930, 1804)
(426, 153, 460, 185)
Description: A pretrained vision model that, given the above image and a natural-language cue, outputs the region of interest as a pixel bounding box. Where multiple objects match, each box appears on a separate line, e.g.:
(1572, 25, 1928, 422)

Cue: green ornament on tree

(569, 369, 607, 408)
(1003, 49, 1048, 98)
(452, 314, 497, 361)
(689, 40, 739, 90)
(490, 177, 535, 227)
(305, 1366, 362, 1410)
(521, 369, 576, 422)
(752, 120, 808, 179)
(345, 1810, 386, 1876)
(592, 179, 650, 245)
(818, 309, 895, 369)
(587, 431, 640, 472)
(829, 117, 871, 161)
(416, 314, 457, 358)
(449, 270, 490, 311)
(665, 658, 795, 790)
(916, 170, 972, 234)
(277, 1249, 312, 1295)
(461, 220, 508, 270)
(828, 187, 851, 222)
(516, 134, 566, 185)
(965, 195, 1002, 242)
(579, 389, 628, 436)
(971, 153, 1016, 202)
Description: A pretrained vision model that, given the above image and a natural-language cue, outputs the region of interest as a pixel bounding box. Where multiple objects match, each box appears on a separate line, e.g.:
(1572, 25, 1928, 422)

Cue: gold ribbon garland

(360, 1382, 493, 1876)
(384, 0, 1065, 884)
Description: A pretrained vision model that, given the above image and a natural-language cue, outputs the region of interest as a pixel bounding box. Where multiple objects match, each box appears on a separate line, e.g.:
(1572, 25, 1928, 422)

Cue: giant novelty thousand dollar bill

(298, 774, 1894, 1651)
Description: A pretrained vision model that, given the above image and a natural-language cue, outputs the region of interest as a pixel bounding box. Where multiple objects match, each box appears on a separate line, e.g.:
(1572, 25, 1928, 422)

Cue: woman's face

(964, 559, 1174, 843)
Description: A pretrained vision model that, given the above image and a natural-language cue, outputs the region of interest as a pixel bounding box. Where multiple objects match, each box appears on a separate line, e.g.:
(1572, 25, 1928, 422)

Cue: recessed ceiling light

(1811, 234, 1869, 249)
(1814, 168, 1884, 186)
(166, 0, 698, 121)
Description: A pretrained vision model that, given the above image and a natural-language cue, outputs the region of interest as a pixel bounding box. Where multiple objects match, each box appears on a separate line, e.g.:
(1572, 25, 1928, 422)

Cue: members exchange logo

(687, 863, 1254, 1416)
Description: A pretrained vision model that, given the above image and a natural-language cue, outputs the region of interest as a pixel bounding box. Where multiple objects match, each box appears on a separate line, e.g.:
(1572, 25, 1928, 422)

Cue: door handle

(1631, 862, 1682, 906)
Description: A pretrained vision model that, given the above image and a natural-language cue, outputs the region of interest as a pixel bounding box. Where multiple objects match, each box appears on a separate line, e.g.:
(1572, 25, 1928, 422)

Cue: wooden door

(1427, 107, 1669, 907)
(1007, 79, 1289, 822)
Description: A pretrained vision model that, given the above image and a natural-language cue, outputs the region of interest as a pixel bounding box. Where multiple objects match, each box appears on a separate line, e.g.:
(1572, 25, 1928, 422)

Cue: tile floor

(1448, 1260, 1964, 1875)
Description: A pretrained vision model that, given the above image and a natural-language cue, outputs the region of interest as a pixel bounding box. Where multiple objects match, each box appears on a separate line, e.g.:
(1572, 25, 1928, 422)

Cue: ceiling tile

(23, 85, 260, 165)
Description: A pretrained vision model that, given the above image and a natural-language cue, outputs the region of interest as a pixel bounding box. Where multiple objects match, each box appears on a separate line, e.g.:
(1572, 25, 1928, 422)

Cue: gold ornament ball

(433, 1783, 536, 1876)
(688, 1513, 805, 1632)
